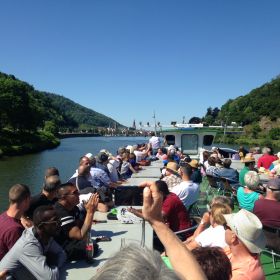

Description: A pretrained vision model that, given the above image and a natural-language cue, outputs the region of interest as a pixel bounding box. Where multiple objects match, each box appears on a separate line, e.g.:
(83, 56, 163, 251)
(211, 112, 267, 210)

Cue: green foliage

(269, 128, 280, 140)
(43, 121, 59, 135)
(202, 76, 280, 126)
(0, 72, 124, 133)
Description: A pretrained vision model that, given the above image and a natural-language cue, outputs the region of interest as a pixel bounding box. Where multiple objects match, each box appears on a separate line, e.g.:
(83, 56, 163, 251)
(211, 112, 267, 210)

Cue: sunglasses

(38, 219, 61, 227)
(223, 224, 231, 231)
(268, 187, 280, 192)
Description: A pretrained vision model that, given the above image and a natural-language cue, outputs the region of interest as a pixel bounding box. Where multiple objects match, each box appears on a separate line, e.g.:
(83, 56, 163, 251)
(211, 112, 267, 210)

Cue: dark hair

(155, 180, 169, 197)
(43, 175, 61, 192)
(9, 184, 30, 204)
(180, 164, 193, 177)
(57, 182, 75, 198)
(222, 159, 232, 168)
(33, 205, 55, 227)
(192, 247, 232, 280)
(208, 157, 216, 166)
(45, 167, 59, 177)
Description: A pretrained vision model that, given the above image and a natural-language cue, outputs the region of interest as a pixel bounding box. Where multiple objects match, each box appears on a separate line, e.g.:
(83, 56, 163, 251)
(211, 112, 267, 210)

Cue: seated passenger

(192, 246, 232, 280)
(239, 154, 256, 186)
(25, 174, 61, 220)
(223, 209, 265, 280)
(133, 180, 191, 239)
(0, 205, 66, 280)
(54, 183, 99, 261)
(171, 165, 199, 208)
(214, 159, 239, 188)
(188, 160, 202, 184)
(120, 153, 137, 179)
(184, 203, 232, 251)
(205, 157, 219, 177)
(253, 178, 280, 228)
(257, 147, 277, 170)
(161, 162, 182, 191)
(237, 171, 264, 212)
(0, 184, 31, 261)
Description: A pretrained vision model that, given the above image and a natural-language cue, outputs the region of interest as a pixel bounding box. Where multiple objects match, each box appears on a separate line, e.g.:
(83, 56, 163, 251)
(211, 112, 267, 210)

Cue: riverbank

(0, 129, 60, 157)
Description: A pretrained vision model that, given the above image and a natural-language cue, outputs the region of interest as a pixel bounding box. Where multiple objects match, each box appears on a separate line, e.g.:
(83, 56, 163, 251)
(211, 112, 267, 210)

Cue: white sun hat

(223, 209, 266, 254)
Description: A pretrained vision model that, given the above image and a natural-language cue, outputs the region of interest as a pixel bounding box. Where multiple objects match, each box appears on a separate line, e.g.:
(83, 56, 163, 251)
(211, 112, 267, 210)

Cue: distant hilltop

(0, 71, 125, 133)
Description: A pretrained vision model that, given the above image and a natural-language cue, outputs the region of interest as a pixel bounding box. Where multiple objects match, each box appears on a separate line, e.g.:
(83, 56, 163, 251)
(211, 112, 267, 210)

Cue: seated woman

(237, 171, 264, 212)
(184, 203, 232, 251)
(186, 196, 234, 242)
(131, 180, 191, 250)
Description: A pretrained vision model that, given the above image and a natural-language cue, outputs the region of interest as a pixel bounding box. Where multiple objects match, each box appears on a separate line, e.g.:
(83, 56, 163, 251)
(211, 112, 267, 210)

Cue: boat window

(165, 135, 175, 145)
(181, 134, 198, 155)
(203, 135, 214, 146)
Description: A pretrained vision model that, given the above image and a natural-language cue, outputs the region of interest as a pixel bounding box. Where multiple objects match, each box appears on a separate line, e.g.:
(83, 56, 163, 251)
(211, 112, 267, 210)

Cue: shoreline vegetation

(1, 71, 279, 157)
(0, 129, 60, 157)
(1, 130, 280, 158)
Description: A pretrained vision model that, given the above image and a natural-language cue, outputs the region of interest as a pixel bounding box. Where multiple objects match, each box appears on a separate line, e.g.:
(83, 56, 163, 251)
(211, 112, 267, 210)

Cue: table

(61, 208, 153, 280)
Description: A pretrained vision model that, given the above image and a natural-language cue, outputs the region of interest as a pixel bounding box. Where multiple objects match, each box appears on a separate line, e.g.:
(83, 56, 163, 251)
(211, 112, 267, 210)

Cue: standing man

(149, 132, 161, 155)
(0, 205, 66, 280)
(0, 184, 30, 260)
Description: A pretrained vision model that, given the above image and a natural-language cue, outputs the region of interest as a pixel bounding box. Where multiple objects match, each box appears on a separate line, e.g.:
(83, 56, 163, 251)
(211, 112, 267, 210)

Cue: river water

(0, 136, 147, 211)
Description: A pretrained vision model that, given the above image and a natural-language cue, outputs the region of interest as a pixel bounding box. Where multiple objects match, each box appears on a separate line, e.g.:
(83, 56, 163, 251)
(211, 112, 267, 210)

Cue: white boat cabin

(160, 123, 217, 159)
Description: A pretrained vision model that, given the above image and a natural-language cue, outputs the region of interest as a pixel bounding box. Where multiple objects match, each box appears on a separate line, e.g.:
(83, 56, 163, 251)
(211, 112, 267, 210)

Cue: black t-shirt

(26, 193, 56, 219)
(54, 202, 80, 247)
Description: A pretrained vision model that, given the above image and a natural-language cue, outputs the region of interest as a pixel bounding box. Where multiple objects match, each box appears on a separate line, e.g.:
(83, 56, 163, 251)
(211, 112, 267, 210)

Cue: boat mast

(153, 110, 157, 136)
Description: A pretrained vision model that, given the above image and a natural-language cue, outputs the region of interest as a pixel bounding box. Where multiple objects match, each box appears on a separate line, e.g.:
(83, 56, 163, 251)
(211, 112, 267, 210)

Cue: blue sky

(1, 0, 280, 127)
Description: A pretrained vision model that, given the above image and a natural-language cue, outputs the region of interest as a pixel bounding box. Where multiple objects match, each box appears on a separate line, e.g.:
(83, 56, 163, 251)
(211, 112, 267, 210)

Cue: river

(0, 136, 147, 211)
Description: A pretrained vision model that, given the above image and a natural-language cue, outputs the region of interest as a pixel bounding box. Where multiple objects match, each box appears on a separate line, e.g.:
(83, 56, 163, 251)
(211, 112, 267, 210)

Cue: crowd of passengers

(0, 134, 280, 280)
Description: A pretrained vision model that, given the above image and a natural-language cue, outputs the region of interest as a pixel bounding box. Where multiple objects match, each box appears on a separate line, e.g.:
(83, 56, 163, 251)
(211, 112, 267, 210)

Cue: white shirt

(195, 225, 227, 248)
(149, 136, 161, 149)
(171, 180, 199, 208)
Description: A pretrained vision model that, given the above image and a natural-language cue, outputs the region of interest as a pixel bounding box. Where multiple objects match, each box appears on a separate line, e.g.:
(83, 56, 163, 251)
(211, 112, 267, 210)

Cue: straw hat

(188, 159, 199, 169)
(166, 162, 179, 174)
(223, 209, 266, 254)
(241, 153, 255, 163)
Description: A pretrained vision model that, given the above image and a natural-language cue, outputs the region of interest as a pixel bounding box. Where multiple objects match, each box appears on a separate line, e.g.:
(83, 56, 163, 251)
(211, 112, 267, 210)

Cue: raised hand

(85, 193, 99, 213)
(142, 182, 163, 225)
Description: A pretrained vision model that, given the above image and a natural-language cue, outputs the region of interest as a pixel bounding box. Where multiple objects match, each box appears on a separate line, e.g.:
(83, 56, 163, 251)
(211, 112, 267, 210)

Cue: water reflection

(0, 137, 147, 211)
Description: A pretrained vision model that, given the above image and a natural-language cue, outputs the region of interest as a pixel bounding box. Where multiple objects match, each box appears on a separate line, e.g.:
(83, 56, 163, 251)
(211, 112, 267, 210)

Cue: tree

(189, 117, 202, 124)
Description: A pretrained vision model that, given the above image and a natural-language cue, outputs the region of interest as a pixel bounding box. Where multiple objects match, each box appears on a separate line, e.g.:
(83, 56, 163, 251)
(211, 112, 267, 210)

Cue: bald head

(45, 167, 59, 178)
(43, 175, 61, 193)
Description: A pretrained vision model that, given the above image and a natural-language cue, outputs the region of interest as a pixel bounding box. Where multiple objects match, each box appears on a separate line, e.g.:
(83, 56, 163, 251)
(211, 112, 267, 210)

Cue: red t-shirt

(0, 211, 24, 260)
(162, 193, 191, 233)
(253, 199, 280, 228)
(257, 154, 278, 169)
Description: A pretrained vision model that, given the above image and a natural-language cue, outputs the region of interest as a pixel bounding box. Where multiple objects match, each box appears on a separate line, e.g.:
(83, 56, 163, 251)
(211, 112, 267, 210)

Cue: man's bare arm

(142, 185, 206, 280)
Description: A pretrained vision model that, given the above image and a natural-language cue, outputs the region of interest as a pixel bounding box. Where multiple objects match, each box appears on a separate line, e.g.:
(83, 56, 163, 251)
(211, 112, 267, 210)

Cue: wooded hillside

(0, 72, 124, 133)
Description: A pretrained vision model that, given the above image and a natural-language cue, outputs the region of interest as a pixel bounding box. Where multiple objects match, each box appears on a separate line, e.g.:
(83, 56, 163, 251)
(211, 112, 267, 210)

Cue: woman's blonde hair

(211, 203, 232, 225)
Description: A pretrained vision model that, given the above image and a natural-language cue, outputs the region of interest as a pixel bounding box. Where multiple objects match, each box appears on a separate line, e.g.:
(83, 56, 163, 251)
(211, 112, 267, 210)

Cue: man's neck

(58, 200, 73, 211)
(230, 243, 254, 262)
(42, 190, 54, 200)
(264, 194, 278, 201)
(6, 205, 22, 220)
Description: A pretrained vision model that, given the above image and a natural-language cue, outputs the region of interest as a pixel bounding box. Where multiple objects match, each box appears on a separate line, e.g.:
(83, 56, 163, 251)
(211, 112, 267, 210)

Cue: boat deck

(61, 160, 279, 279)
